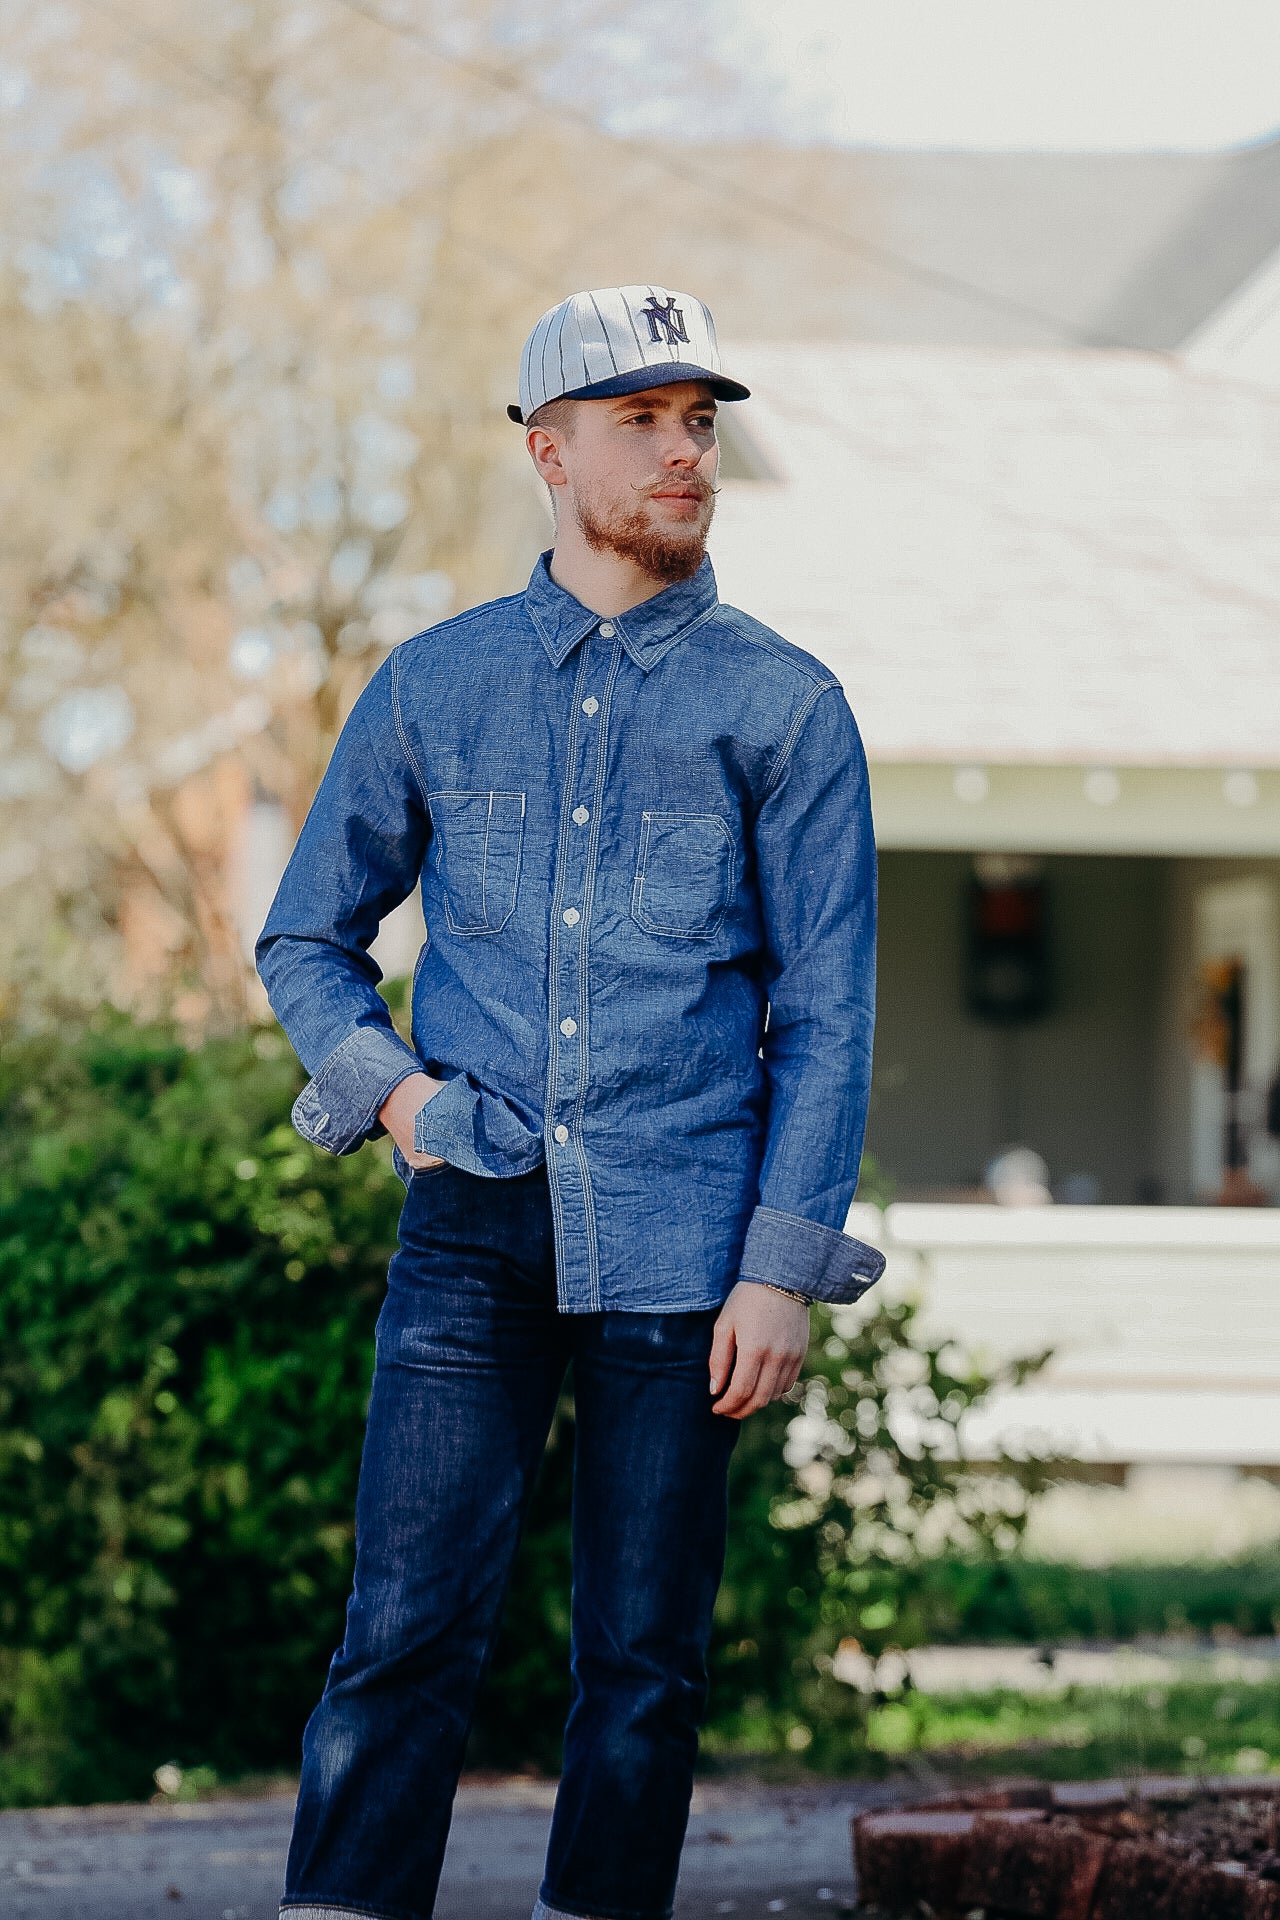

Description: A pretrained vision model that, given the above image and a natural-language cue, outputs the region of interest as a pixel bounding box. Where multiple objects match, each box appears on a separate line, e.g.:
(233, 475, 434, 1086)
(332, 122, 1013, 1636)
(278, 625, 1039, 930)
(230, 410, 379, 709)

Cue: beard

(572, 478, 716, 585)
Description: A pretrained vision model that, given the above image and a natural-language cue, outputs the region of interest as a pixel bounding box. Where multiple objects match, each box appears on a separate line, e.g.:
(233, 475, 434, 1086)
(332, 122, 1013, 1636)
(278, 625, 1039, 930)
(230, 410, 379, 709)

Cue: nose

(662, 427, 714, 471)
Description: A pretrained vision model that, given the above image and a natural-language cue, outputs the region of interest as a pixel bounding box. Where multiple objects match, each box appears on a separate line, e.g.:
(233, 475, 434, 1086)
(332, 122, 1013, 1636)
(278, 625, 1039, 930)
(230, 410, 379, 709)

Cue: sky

(723, 0, 1280, 152)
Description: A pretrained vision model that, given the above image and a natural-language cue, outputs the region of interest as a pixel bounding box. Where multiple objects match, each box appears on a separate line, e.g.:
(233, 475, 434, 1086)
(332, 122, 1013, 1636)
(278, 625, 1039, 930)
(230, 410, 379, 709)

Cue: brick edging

(853, 1776, 1280, 1918)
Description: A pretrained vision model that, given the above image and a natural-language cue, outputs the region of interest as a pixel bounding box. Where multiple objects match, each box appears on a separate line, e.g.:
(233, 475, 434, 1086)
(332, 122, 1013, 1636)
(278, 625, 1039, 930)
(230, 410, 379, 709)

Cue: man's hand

(379, 1071, 449, 1169)
(708, 1280, 810, 1419)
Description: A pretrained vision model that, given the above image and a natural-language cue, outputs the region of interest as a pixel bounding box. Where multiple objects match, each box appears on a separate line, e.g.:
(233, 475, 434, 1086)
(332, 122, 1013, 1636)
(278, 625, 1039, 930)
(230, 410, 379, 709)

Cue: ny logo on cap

(641, 295, 689, 347)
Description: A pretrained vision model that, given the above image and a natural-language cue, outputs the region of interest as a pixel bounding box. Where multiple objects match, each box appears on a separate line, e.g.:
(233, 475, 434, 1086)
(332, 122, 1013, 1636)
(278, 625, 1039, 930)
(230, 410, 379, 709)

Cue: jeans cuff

(532, 1901, 612, 1920)
(280, 1906, 390, 1919)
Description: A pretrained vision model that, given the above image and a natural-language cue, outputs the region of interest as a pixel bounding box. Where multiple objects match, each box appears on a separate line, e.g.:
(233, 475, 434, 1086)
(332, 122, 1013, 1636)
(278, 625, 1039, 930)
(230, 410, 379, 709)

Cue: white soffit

(709, 344, 1280, 771)
(871, 762, 1280, 855)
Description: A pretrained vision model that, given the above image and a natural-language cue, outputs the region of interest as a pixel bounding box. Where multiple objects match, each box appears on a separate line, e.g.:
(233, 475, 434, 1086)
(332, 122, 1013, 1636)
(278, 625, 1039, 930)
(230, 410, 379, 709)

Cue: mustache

(630, 473, 721, 499)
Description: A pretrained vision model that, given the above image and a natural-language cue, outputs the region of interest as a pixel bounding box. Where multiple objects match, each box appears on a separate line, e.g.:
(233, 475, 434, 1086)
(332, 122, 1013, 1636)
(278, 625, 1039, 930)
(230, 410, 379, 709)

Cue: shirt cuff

(413, 1068, 546, 1178)
(737, 1203, 887, 1305)
(290, 1025, 424, 1156)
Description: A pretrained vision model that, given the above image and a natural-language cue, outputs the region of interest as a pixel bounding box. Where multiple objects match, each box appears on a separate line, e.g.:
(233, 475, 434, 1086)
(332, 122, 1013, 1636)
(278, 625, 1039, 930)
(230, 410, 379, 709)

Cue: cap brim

(508, 362, 750, 425)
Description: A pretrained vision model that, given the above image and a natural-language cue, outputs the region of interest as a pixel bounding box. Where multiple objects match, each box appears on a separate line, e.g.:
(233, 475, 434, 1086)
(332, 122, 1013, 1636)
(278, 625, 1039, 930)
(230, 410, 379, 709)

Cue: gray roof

(639, 141, 1280, 352)
(1095, 137, 1280, 348)
(709, 341, 1280, 768)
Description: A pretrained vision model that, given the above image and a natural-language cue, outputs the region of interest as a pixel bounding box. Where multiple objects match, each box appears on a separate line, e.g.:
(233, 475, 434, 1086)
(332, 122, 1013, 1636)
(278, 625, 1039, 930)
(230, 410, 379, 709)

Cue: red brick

(1161, 1861, 1271, 1920)
(1091, 1843, 1278, 1919)
(1090, 1840, 1191, 1917)
(1244, 1877, 1280, 1920)
(958, 1813, 1109, 1917)
(852, 1808, 976, 1911)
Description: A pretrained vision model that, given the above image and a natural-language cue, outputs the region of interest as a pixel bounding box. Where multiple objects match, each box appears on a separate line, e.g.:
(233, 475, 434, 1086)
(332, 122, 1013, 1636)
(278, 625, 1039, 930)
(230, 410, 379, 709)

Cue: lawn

(865, 1678, 1280, 1782)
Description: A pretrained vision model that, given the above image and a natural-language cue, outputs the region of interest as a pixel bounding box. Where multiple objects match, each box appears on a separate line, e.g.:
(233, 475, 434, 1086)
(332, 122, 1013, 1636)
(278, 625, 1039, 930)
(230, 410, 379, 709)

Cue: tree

(0, 0, 751, 1019)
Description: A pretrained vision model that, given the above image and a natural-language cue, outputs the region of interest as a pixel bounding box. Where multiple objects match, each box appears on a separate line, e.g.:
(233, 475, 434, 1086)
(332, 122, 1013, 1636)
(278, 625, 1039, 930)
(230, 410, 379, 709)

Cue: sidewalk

(0, 1775, 899, 1919)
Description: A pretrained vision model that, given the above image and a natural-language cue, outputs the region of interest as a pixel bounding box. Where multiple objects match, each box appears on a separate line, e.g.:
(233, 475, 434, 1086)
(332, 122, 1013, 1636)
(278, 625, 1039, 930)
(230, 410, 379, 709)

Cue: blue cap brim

(508, 362, 750, 424)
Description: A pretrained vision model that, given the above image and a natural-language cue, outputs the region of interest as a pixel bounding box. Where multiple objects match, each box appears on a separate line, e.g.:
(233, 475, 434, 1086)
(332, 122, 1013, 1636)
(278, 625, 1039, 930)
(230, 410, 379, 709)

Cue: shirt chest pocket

(630, 810, 736, 940)
(426, 789, 526, 934)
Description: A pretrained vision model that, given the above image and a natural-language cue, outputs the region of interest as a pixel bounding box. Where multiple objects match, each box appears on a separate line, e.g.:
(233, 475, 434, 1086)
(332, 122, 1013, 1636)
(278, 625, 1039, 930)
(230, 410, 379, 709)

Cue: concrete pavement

(0, 1776, 897, 1919)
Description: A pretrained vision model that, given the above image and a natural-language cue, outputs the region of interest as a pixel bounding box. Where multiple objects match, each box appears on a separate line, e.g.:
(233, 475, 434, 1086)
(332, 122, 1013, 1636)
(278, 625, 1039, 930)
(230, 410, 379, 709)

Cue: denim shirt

(256, 551, 885, 1314)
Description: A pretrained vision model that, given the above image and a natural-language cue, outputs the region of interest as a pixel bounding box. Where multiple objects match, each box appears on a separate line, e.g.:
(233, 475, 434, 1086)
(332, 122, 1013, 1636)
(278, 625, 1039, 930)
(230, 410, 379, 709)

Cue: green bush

(863, 1553, 1280, 1648)
(0, 1015, 1055, 1804)
(0, 1018, 402, 1804)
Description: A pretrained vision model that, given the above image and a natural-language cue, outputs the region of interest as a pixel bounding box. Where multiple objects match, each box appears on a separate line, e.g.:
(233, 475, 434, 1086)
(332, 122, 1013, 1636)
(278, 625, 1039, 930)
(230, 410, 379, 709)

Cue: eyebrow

(610, 393, 718, 416)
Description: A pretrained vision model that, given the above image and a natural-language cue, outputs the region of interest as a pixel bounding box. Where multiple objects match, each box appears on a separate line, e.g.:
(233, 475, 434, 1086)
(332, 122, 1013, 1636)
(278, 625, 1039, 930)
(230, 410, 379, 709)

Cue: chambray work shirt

(257, 552, 885, 1314)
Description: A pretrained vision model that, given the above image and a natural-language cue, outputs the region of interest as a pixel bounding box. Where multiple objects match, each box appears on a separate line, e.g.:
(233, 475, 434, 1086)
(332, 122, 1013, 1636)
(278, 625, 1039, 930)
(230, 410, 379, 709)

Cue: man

(257, 283, 884, 1920)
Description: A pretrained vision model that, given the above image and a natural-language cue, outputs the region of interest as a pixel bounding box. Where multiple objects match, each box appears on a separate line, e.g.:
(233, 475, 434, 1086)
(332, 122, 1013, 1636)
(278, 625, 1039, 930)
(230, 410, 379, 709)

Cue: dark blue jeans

(280, 1159, 742, 1920)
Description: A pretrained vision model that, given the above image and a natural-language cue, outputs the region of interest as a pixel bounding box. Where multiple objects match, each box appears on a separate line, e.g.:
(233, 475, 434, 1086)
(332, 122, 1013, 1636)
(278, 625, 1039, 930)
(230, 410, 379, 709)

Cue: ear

(526, 425, 568, 491)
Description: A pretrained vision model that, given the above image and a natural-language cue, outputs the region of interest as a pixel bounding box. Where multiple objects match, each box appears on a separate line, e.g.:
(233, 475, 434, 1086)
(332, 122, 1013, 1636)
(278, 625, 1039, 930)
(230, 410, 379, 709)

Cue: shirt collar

(524, 549, 720, 673)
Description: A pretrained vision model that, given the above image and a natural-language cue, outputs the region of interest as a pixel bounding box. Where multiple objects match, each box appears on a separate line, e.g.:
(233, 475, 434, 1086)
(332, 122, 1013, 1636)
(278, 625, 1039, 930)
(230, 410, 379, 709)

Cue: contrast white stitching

(630, 810, 735, 939)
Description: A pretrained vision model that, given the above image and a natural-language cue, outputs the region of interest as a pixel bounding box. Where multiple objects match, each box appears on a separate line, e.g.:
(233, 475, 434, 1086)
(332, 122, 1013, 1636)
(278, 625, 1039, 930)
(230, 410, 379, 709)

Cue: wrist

(754, 1280, 812, 1306)
(378, 1070, 439, 1150)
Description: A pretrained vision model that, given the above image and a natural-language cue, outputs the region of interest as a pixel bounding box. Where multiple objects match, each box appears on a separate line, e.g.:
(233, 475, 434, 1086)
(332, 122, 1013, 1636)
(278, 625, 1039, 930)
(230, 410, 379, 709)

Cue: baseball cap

(509, 284, 750, 425)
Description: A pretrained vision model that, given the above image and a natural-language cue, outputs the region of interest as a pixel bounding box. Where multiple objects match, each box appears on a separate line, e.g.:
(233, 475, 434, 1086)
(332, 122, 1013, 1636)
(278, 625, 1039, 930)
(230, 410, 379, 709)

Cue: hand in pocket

(379, 1072, 448, 1168)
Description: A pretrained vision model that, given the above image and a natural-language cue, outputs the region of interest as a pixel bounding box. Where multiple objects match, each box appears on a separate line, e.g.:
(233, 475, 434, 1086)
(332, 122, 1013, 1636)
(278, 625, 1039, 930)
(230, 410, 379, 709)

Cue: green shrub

(0, 1017, 399, 1804)
(860, 1553, 1280, 1648)
(0, 1014, 1055, 1803)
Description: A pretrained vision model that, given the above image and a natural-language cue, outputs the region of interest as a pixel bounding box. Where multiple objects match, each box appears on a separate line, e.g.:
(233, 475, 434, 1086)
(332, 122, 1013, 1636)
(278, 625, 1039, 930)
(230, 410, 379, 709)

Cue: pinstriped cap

(509, 284, 750, 425)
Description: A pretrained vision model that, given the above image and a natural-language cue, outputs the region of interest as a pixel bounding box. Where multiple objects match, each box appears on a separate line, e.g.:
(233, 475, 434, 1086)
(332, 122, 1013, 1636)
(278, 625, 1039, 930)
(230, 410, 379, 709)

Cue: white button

(572, 804, 590, 825)
(581, 696, 599, 716)
(554, 1123, 570, 1144)
(560, 1016, 577, 1037)
(599, 622, 615, 638)
(562, 906, 580, 925)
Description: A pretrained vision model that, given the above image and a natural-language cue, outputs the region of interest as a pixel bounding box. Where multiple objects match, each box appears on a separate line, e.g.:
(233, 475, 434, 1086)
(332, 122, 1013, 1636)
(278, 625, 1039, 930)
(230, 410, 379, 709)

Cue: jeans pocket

(427, 788, 526, 934)
(630, 809, 735, 939)
(392, 1143, 451, 1186)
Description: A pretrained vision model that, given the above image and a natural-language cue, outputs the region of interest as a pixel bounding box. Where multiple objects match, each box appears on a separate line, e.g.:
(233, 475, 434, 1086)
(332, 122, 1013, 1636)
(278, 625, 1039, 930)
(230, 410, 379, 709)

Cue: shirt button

(553, 1123, 570, 1144)
(560, 1016, 577, 1037)
(599, 622, 615, 638)
(562, 906, 580, 925)
(581, 696, 599, 716)
(572, 804, 590, 825)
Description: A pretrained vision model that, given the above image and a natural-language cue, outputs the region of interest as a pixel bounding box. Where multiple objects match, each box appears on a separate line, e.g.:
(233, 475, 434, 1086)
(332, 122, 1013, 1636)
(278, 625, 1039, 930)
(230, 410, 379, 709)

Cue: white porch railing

(842, 1203, 1280, 1467)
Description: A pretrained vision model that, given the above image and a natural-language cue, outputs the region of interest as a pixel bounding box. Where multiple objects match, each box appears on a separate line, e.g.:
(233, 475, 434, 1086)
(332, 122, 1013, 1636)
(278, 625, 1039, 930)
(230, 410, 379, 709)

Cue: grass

(868, 1677, 1280, 1781)
(701, 1678, 1280, 1784)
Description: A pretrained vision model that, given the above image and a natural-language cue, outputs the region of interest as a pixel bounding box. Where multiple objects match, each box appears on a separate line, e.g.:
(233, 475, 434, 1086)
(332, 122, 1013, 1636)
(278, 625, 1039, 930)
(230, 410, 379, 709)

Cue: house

(703, 143, 1280, 1502)
(710, 340, 1280, 1211)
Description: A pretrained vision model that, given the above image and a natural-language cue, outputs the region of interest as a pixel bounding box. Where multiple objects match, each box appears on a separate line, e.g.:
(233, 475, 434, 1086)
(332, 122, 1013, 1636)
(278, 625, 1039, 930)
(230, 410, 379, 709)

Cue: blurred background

(2, 0, 1280, 1817)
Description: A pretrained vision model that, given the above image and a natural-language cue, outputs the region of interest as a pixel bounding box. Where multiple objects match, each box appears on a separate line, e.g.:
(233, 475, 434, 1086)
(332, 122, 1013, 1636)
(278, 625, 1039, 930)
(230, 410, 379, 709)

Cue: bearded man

(257, 284, 884, 1920)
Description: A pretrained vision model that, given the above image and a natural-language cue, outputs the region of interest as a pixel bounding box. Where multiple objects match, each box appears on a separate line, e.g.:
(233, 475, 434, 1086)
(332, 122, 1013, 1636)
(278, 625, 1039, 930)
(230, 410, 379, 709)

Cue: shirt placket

(543, 623, 624, 1311)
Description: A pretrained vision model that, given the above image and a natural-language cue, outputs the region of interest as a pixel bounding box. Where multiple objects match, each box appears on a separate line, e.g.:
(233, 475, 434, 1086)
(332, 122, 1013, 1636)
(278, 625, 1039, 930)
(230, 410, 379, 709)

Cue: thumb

(709, 1313, 736, 1397)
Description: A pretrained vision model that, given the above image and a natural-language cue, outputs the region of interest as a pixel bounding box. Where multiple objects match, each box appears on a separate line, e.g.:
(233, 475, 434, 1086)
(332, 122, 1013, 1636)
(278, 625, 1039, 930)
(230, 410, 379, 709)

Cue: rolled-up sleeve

(255, 653, 427, 1155)
(736, 680, 886, 1305)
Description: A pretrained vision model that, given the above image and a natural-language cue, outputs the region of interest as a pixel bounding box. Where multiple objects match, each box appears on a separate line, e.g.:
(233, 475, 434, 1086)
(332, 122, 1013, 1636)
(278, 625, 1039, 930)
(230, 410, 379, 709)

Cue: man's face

(540, 380, 720, 584)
